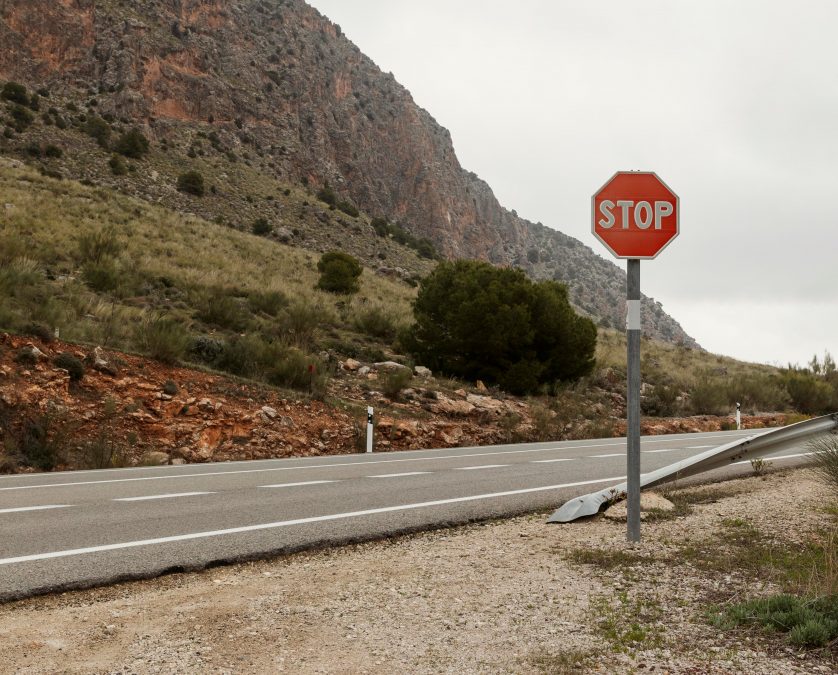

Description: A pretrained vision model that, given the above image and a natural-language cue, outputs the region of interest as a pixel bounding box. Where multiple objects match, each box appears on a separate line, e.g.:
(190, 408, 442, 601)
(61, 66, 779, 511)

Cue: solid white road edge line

(0, 476, 625, 566)
(113, 492, 216, 502)
(0, 505, 72, 514)
(259, 481, 337, 488)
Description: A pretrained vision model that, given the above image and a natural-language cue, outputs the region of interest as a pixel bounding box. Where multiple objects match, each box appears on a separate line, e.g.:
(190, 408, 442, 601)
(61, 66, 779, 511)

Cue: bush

(189, 335, 225, 363)
(9, 104, 34, 131)
(278, 300, 323, 350)
(404, 260, 596, 395)
(252, 217, 272, 236)
(783, 370, 835, 415)
(337, 200, 359, 218)
(248, 289, 288, 317)
(53, 353, 85, 381)
(22, 322, 54, 343)
(83, 115, 111, 148)
(382, 368, 412, 400)
(177, 170, 205, 196)
(78, 225, 121, 265)
(82, 259, 120, 292)
(109, 154, 128, 175)
(44, 144, 63, 158)
(1, 82, 29, 105)
(316, 183, 337, 207)
(688, 376, 730, 415)
(265, 349, 327, 397)
(134, 314, 190, 364)
(316, 250, 363, 295)
(809, 435, 838, 495)
(352, 305, 398, 340)
(113, 127, 149, 159)
(196, 288, 250, 331)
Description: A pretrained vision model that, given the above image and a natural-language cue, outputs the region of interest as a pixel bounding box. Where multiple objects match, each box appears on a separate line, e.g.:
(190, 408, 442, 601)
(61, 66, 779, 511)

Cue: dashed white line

(0, 475, 626, 566)
(642, 448, 681, 454)
(532, 458, 575, 464)
(686, 445, 716, 449)
(590, 454, 624, 459)
(0, 505, 72, 514)
(367, 472, 431, 478)
(114, 492, 215, 502)
(455, 464, 509, 471)
(259, 481, 337, 489)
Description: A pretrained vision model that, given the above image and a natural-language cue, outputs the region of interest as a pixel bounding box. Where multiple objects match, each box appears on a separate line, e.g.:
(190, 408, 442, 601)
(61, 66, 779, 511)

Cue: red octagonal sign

(592, 171, 679, 259)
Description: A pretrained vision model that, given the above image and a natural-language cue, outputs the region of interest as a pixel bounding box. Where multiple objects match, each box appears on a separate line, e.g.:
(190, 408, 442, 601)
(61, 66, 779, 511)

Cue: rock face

(0, 0, 696, 346)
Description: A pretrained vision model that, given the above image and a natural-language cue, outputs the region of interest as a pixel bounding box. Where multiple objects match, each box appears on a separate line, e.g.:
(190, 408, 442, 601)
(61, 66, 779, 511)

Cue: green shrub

(22, 322, 54, 343)
(352, 305, 398, 340)
(688, 376, 730, 415)
(162, 380, 179, 396)
(134, 314, 190, 364)
(316, 250, 363, 295)
(278, 300, 323, 350)
(113, 127, 149, 159)
(248, 289, 288, 317)
(251, 217, 272, 236)
(109, 154, 128, 175)
(9, 104, 34, 131)
(809, 435, 838, 495)
(82, 259, 120, 292)
(196, 288, 250, 331)
(53, 353, 85, 381)
(371, 217, 390, 237)
(83, 115, 111, 148)
(405, 260, 596, 395)
(44, 144, 63, 158)
(782, 370, 835, 415)
(215, 334, 281, 379)
(642, 382, 681, 417)
(1, 82, 29, 105)
(78, 225, 121, 265)
(177, 170, 205, 196)
(189, 335, 225, 363)
(382, 367, 412, 400)
(266, 349, 327, 396)
(316, 183, 337, 207)
(337, 200, 359, 218)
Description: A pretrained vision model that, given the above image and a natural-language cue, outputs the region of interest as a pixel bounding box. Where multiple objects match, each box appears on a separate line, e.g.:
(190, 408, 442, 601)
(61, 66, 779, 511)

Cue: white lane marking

(642, 448, 682, 454)
(455, 464, 509, 471)
(114, 492, 215, 502)
(259, 481, 336, 489)
(0, 431, 770, 493)
(367, 472, 431, 478)
(686, 445, 716, 449)
(532, 458, 575, 464)
(0, 476, 625, 566)
(590, 454, 623, 458)
(0, 505, 72, 514)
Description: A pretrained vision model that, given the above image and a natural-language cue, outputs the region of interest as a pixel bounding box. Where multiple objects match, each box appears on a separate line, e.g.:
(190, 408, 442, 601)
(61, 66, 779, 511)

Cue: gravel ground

(0, 468, 835, 674)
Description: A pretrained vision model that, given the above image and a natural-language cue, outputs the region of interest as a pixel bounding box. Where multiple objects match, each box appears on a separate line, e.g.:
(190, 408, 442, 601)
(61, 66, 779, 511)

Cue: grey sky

(308, 0, 837, 367)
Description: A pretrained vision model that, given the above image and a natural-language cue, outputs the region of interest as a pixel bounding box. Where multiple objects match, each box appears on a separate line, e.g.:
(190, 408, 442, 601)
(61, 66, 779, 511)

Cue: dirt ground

(0, 468, 836, 674)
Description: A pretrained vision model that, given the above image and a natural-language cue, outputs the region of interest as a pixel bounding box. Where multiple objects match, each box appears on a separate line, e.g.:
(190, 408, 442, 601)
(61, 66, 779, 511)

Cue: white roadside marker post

(366, 406, 374, 453)
(736, 402, 742, 430)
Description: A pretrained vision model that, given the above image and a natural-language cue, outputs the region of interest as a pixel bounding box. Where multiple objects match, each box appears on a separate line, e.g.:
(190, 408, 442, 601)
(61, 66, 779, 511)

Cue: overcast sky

(308, 0, 837, 367)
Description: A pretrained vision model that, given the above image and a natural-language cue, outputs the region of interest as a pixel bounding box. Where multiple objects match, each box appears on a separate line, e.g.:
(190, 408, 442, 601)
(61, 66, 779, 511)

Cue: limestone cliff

(0, 0, 697, 346)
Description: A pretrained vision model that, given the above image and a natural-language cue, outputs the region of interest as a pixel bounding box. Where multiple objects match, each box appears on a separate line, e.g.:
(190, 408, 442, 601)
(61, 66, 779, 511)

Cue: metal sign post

(626, 260, 641, 542)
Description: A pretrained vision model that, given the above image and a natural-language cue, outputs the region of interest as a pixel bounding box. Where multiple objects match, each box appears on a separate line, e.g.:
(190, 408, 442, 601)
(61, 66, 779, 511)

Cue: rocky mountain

(0, 0, 697, 346)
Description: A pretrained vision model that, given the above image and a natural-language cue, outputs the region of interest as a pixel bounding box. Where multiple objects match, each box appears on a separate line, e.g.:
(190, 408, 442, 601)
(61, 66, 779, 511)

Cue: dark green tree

(1, 82, 29, 105)
(177, 171, 205, 196)
(316, 251, 363, 295)
(113, 128, 149, 159)
(404, 260, 596, 395)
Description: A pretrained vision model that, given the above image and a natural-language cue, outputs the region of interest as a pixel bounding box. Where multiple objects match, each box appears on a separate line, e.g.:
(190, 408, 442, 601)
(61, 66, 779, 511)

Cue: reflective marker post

(626, 260, 641, 542)
(366, 406, 374, 453)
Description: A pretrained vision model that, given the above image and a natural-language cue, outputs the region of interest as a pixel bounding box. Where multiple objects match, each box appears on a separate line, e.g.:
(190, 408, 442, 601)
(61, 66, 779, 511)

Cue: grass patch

(591, 592, 665, 653)
(711, 594, 838, 648)
(527, 647, 600, 674)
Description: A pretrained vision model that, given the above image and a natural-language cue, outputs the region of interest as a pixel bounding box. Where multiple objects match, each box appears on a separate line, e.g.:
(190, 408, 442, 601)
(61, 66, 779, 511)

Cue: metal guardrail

(547, 413, 838, 523)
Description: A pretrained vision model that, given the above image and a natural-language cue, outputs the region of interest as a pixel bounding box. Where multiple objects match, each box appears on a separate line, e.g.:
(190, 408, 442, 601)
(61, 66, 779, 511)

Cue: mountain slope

(0, 0, 696, 346)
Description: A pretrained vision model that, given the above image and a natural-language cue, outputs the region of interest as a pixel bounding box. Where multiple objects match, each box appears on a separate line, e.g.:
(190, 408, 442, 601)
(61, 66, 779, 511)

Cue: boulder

(414, 365, 432, 378)
(140, 451, 170, 466)
(342, 358, 361, 372)
(602, 492, 675, 521)
(374, 361, 409, 372)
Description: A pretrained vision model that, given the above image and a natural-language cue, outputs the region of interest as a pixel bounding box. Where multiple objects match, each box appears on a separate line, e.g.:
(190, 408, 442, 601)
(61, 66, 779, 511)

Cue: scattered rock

(475, 380, 488, 392)
(603, 492, 676, 521)
(342, 358, 361, 372)
(374, 361, 409, 372)
(140, 451, 170, 466)
(414, 365, 432, 378)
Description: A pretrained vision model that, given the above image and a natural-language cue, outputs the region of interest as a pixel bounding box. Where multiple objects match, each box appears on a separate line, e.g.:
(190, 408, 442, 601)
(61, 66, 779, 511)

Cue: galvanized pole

(626, 259, 641, 542)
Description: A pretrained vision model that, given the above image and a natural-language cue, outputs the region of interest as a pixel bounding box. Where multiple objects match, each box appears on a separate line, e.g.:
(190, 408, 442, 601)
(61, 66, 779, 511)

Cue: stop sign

(592, 171, 679, 259)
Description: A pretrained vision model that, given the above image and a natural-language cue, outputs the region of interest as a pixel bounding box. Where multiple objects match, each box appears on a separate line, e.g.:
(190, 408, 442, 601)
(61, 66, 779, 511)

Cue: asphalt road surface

(0, 428, 810, 601)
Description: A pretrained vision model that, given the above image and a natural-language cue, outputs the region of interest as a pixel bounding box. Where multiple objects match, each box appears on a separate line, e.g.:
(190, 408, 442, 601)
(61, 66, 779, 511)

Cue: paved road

(0, 428, 810, 601)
